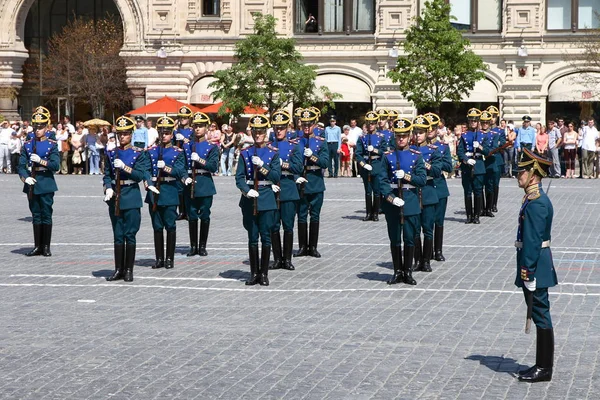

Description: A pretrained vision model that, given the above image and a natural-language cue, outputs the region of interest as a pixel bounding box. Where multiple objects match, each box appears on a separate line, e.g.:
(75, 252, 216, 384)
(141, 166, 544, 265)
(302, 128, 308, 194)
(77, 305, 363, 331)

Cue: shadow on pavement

(376, 261, 393, 270)
(356, 271, 390, 282)
(136, 258, 157, 268)
(342, 215, 368, 220)
(11, 248, 32, 255)
(444, 217, 467, 223)
(465, 354, 525, 376)
(92, 270, 114, 278)
(18, 217, 33, 222)
(219, 269, 250, 281)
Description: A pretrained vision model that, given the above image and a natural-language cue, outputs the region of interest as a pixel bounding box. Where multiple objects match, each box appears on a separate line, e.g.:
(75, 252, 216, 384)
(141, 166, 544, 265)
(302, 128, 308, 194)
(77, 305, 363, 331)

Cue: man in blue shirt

(132, 115, 149, 149)
(324, 117, 342, 178)
(516, 115, 536, 154)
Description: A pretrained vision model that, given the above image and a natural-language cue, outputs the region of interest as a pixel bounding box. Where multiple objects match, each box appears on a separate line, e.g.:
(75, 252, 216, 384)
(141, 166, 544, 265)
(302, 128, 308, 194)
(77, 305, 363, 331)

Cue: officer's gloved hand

(473, 141, 480, 149)
(295, 177, 308, 184)
(30, 154, 42, 164)
(363, 164, 373, 171)
(367, 145, 374, 152)
(157, 160, 165, 169)
(191, 152, 200, 162)
(272, 184, 280, 193)
(175, 134, 185, 141)
(148, 186, 160, 195)
(394, 169, 405, 179)
(25, 177, 37, 186)
(104, 188, 114, 202)
(113, 159, 125, 169)
(523, 278, 536, 292)
(392, 197, 405, 207)
(184, 177, 193, 185)
(467, 159, 476, 166)
(304, 148, 313, 157)
(247, 189, 259, 198)
(251, 156, 264, 167)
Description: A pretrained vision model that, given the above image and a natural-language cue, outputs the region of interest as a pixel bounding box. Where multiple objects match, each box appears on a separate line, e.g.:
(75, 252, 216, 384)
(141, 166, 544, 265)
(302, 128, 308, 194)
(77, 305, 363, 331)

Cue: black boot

(362, 195, 373, 221)
(403, 245, 417, 285)
(245, 245, 260, 285)
(434, 225, 445, 262)
(282, 231, 295, 270)
(270, 231, 282, 270)
(418, 238, 433, 272)
(413, 236, 422, 271)
(198, 220, 210, 256)
(519, 327, 554, 382)
(483, 191, 495, 217)
(473, 196, 482, 224)
(177, 194, 187, 220)
(106, 244, 125, 281)
(294, 222, 308, 257)
(41, 224, 52, 257)
(152, 231, 164, 269)
(372, 196, 380, 221)
(26, 224, 43, 256)
(492, 186, 499, 212)
(465, 196, 473, 224)
(123, 244, 136, 282)
(387, 245, 403, 285)
(259, 244, 270, 286)
(308, 222, 321, 258)
(164, 231, 176, 269)
(186, 220, 198, 257)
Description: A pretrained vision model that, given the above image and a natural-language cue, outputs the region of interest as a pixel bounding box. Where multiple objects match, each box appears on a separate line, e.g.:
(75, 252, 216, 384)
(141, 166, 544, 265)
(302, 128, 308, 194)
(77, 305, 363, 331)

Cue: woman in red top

(340, 125, 351, 177)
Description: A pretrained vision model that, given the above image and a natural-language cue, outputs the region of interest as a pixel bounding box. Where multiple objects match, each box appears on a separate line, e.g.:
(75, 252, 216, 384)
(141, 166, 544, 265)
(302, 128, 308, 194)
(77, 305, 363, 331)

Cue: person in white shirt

(54, 123, 70, 174)
(8, 131, 22, 174)
(63, 116, 75, 133)
(0, 120, 15, 173)
(347, 118, 363, 177)
(581, 118, 599, 178)
(147, 119, 159, 147)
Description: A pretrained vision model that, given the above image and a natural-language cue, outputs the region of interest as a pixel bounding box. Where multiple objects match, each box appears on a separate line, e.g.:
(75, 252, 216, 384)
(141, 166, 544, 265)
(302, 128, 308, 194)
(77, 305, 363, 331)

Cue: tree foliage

(42, 16, 131, 118)
(387, 0, 487, 111)
(209, 13, 339, 116)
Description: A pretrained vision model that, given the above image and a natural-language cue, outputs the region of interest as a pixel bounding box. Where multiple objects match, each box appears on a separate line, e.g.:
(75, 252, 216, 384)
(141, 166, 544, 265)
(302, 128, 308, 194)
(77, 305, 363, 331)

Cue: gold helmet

(191, 112, 211, 127)
(115, 116, 135, 132)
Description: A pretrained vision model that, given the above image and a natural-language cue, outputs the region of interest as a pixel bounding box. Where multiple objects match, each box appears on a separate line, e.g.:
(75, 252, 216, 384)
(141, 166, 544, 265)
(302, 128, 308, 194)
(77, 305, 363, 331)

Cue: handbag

(72, 150, 81, 164)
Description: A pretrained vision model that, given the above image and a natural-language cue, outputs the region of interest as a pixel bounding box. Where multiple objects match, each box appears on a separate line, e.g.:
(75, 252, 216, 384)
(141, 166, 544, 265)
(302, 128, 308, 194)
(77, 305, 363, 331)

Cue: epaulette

(315, 136, 325, 141)
(428, 144, 438, 149)
(267, 144, 278, 151)
(174, 147, 183, 152)
(132, 146, 143, 152)
(289, 138, 300, 144)
(376, 132, 384, 137)
(48, 139, 57, 143)
(526, 191, 540, 201)
(410, 148, 421, 155)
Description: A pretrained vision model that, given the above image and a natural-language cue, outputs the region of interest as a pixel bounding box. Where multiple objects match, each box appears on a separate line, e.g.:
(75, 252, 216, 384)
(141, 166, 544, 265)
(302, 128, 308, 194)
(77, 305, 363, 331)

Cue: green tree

(209, 13, 339, 116)
(387, 0, 487, 111)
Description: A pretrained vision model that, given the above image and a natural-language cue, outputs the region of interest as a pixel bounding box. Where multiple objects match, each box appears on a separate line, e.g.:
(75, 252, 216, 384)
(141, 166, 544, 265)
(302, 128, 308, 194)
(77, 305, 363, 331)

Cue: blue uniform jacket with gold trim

(19, 138, 60, 195)
(184, 139, 218, 197)
(271, 139, 303, 202)
(482, 130, 499, 171)
(356, 132, 387, 175)
(380, 149, 427, 217)
(103, 146, 149, 210)
(432, 141, 452, 199)
(297, 136, 328, 194)
(235, 145, 281, 211)
(144, 145, 188, 207)
(457, 130, 490, 176)
(492, 126, 506, 166)
(412, 144, 441, 206)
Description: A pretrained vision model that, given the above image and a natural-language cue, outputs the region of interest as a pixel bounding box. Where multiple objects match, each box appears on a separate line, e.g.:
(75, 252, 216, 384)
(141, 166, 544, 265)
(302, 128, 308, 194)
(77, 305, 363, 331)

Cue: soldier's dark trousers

(109, 207, 141, 245)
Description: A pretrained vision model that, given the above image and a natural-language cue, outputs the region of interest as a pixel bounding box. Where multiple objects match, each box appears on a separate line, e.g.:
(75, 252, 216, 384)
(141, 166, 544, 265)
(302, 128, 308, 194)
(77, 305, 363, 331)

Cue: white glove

(148, 186, 160, 195)
(394, 169, 405, 179)
(104, 188, 114, 202)
(191, 152, 200, 162)
(175, 133, 184, 141)
(304, 148, 313, 157)
(157, 160, 165, 169)
(473, 141, 480, 149)
(30, 154, 41, 164)
(113, 159, 125, 169)
(25, 177, 37, 186)
(363, 164, 373, 171)
(247, 189, 259, 198)
(296, 177, 308, 184)
(523, 278, 536, 292)
(392, 197, 405, 207)
(272, 184, 281, 193)
(184, 177, 193, 186)
(467, 159, 476, 166)
(367, 145, 374, 152)
(252, 156, 264, 167)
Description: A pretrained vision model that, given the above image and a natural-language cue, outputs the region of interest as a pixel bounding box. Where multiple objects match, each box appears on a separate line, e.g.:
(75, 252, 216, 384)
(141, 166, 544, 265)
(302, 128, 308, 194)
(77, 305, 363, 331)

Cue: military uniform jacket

(236, 145, 281, 211)
(431, 140, 452, 199)
(380, 148, 427, 217)
(174, 126, 193, 147)
(269, 130, 297, 143)
(492, 126, 506, 167)
(18, 138, 60, 195)
(457, 130, 490, 175)
(271, 139, 303, 202)
(515, 185, 558, 289)
(482, 130, 499, 171)
(412, 144, 441, 206)
(103, 145, 149, 210)
(183, 139, 218, 197)
(144, 145, 187, 207)
(297, 136, 329, 194)
(356, 132, 387, 175)
(378, 129, 395, 151)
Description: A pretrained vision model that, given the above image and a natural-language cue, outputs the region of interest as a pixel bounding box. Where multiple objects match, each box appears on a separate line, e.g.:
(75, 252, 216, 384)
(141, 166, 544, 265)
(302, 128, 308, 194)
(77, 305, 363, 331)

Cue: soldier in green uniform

(145, 116, 188, 270)
(424, 113, 453, 262)
(380, 117, 427, 285)
(183, 112, 219, 257)
(294, 108, 329, 258)
(103, 116, 151, 282)
(487, 105, 506, 213)
(514, 148, 557, 383)
(269, 110, 303, 271)
(18, 111, 60, 257)
(355, 111, 387, 221)
(480, 110, 499, 217)
(236, 115, 281, 286)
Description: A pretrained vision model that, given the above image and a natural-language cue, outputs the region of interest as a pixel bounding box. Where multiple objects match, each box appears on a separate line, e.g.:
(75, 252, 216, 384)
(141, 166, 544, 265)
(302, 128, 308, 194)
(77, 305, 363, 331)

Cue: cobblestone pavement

(0, 174, 599, 399)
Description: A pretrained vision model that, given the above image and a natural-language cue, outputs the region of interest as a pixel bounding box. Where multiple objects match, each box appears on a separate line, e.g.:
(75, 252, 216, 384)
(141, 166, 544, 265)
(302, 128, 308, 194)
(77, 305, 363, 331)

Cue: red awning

(128, 96, 203, 115)
(198, 102, 266, 115)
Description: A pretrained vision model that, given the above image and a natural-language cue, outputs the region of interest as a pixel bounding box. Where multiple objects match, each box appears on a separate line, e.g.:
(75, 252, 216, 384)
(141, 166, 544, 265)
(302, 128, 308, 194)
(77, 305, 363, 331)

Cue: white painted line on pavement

(55, 196, 103, 198)
(9, 274, 238, 282)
